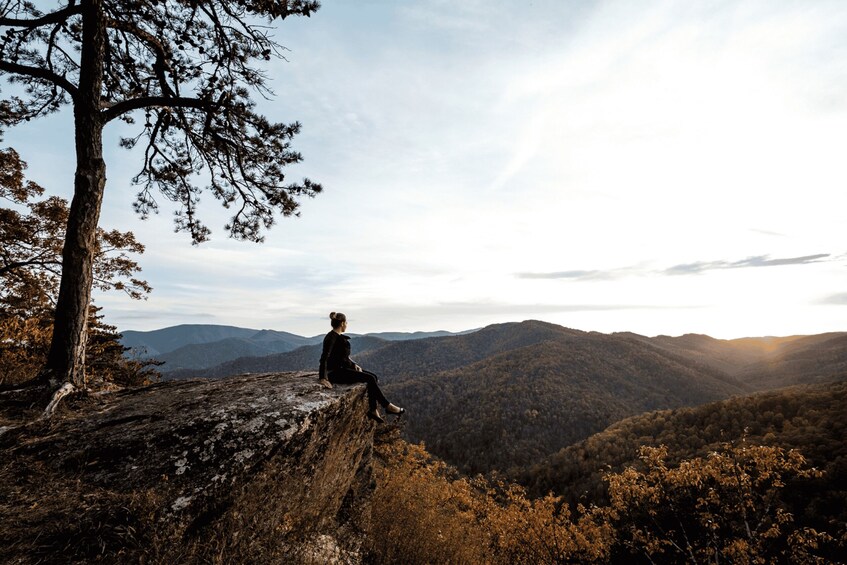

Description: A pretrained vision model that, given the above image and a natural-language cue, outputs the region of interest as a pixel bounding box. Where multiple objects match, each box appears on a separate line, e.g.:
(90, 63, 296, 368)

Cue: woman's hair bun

(329, 312, 337, 320)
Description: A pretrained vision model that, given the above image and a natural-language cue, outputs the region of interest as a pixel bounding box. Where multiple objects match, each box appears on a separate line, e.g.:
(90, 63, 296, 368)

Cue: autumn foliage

(602, 444, 835, 564)
(1, 147, 157, 386)
(368, 433, 843, 564)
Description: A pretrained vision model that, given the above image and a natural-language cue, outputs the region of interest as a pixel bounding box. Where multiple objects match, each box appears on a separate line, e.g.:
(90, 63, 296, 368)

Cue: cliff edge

(0, 372, 375, 563)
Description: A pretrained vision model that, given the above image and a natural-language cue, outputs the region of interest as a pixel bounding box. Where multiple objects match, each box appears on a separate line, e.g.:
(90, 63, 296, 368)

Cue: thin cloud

(749, 228, 786, 237)
(516, 267, 639, 281)
(817, 293, 847, 305)
(517, 270, 607, 281)
(519, 254, 830, 282)
(107, 310, 217, 321)
(664, 254, 830, 275)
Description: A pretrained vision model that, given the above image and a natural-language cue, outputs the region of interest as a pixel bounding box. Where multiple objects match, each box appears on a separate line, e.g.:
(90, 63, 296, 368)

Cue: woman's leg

(328, 368, 389, 411)
(360, 369, 389, 407)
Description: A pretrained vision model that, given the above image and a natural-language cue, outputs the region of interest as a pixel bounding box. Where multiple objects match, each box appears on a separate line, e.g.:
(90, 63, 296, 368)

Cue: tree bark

(41, 0, 106, 390)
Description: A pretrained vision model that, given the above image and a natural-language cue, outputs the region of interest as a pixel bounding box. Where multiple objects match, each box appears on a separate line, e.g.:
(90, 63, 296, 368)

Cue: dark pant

(328, 368, 389, 411)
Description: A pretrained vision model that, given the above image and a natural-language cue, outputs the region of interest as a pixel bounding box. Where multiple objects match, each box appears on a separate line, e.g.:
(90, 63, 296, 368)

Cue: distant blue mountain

(348, 329, 477, 341)
(120, 323, 472, 373)
(154, 337, 309, 372)
(121, 324, 263, 357)
(166, 336, 391, 380)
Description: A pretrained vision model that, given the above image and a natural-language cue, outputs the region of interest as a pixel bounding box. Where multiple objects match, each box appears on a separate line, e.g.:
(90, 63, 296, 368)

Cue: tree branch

(0, 2, 81, 28)
(0, 59, 78, 98)
(0, 258, 62, 277)
(103, 96, 215, 123)
(104, 18, 174, 99)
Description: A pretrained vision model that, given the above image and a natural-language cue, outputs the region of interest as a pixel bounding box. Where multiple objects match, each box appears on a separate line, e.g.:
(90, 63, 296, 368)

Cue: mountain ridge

(165, 336, 392, 380)
(122, 324, 472, 373)
(384, 328, 754, 475)
(121, 324, 264, 357)
(124, 320, 846, 481)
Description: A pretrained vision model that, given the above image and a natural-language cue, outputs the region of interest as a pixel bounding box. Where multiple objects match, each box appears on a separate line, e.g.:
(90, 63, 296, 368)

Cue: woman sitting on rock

(318, 312, 405, 424)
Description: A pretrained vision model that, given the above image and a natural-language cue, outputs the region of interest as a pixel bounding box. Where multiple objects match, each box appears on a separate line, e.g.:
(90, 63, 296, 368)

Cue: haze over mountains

(121, 324, 469, 373)
(122, 320, 847, 480)
(620, 331, 847, 390)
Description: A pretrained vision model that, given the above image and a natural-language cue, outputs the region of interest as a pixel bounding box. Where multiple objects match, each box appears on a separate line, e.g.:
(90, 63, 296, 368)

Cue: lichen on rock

(0, 372, 376, 563)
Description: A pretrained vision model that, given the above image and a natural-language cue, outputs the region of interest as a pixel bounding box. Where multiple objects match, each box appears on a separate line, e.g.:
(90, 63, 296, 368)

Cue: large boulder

(0, 372, 375, 563)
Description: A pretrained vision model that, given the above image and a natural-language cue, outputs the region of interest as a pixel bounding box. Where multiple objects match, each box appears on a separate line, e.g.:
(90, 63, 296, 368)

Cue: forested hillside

(365, 378, 847, 563)
(384, 332, 751, 475)
(358, 320, 584, 384)
(522, 380, 847, 529)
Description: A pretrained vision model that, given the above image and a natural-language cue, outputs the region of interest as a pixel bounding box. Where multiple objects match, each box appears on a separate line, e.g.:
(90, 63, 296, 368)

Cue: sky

(3, 0, 846, 338)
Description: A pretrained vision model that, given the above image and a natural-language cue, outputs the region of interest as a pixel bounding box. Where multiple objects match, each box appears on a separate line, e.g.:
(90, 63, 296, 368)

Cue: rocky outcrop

(0, 372, 376, 563)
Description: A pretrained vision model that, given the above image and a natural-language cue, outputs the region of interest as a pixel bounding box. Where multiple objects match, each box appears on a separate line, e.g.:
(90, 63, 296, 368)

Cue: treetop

(1, 0, 323, 243)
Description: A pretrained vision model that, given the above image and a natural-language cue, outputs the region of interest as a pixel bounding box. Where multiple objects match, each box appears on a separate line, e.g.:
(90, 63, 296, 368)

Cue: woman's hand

(354, 364, 362, 372)
(318, 378, 333, 389)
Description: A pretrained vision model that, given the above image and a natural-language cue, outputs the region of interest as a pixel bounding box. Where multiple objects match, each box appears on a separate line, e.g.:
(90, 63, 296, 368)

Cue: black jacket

(319, 331, 355, 379)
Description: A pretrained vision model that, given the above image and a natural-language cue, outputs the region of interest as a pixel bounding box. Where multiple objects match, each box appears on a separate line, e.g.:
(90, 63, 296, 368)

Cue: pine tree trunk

(41, 0, 106, 390)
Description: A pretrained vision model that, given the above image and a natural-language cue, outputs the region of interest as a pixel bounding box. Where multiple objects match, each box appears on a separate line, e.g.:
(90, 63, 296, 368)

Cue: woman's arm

(319, 332, 337, 380)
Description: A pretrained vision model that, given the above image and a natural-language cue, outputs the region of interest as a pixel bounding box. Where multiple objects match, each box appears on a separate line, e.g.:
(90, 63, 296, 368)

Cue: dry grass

(0, 382, 371, 564)
(0, 455, 162, 563)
